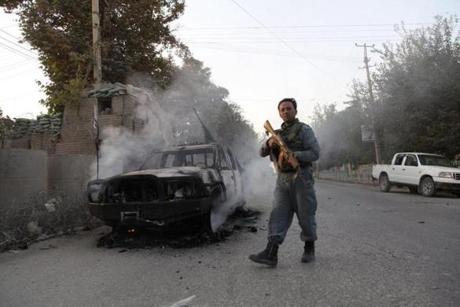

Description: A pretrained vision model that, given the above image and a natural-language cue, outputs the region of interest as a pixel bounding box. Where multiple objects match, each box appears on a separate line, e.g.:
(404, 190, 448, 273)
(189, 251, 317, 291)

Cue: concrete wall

(48, 154, 94, 200)
(317, 164, 375, 185)
(0, 149, 47, 209)
(4, 137, 30, 149)
(0, 149, 94, 209)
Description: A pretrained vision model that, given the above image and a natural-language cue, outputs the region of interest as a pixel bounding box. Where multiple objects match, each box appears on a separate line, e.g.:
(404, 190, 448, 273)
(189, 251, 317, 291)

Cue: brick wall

(56, 97, 96, 155)
(56, 94, 137, 155)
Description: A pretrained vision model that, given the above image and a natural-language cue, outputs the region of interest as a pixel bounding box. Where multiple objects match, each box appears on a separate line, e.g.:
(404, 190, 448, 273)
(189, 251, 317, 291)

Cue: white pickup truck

(372, 152, 460, 197)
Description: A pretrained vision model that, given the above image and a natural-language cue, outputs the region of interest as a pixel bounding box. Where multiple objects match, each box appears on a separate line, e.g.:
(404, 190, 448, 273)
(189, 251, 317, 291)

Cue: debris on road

(27, 221, 42, 236)
(169, 295, 196, 307)
(44, 198, 60, 213)
(39, 244, 56, 250)
(96, 207, 261, 249)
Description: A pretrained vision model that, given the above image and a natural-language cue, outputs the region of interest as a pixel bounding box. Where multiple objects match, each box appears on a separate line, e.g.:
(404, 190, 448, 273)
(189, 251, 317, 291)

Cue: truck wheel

(408, 186, 418, 194)
(419, 177, 436, 197)
(379, 174, 391, 192)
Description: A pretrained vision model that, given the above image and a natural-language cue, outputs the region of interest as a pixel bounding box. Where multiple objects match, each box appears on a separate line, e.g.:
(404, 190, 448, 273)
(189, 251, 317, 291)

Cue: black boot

(249, 240, 279, 267)
(301, 241, 315, 263)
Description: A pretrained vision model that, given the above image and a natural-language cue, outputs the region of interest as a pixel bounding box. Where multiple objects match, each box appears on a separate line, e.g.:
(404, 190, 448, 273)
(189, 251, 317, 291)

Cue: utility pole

(92, 0, 102, 86)
(92, 0, 102, 178)
(356, 43, 382, 164)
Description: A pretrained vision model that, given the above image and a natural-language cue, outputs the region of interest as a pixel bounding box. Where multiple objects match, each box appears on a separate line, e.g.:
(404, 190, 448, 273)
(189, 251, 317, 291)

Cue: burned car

(87, 143, 245, 231)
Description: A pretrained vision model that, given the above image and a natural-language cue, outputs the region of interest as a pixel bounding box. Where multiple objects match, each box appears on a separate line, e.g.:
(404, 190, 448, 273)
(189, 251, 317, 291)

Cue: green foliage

(1, 1, 257, 164)
(352, 15, 460, 161)
(0, 108, 14, 147)
(1, 0, 186, 114)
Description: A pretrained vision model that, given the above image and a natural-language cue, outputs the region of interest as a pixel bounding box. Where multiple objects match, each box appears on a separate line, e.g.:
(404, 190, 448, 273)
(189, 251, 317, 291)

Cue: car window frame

(394, 154, 405, 165)
(404, 154, 418, 167)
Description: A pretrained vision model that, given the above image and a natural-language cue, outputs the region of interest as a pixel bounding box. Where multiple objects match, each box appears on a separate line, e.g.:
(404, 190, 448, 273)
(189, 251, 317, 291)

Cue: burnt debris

(96, 207, 260, 249)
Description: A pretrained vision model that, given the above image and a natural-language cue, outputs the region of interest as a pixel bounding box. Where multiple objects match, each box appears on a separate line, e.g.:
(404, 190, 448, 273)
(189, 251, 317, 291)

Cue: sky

(0, 0, 459, 132)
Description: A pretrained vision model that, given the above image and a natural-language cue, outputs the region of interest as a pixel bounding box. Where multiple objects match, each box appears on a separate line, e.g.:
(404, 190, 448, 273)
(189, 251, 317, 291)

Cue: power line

(0, 30, 38, 56)
(0, 29, 21, 41)
(0, 36, 37, 58)
(0, 41, 37, 60)
(0, 66, 41, 80)
(0, 59, 36, 70)
(178, 27, 406, 34)
(186, 43, 367, 62)
(179, 22, 430, 31)
(228, 0, 325, 74)
(183, 36, 401, 44)
(179, 31, 401, 39)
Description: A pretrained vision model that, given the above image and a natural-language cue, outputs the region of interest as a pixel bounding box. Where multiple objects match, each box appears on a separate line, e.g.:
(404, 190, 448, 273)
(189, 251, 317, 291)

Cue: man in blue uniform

(249, 98, 320, 267)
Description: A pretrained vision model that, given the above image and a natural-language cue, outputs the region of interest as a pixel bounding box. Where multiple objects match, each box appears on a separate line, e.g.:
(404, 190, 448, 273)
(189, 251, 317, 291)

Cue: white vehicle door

(390, 154, 406, 183)
(402, 154, 420, 185)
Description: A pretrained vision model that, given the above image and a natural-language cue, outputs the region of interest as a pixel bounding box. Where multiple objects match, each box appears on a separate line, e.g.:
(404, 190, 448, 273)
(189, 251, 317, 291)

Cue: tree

(352, 15, 460, 160)
(1, 0, 186, 113)
(1, 1, 259, 164)
(0, 108, 14, 148)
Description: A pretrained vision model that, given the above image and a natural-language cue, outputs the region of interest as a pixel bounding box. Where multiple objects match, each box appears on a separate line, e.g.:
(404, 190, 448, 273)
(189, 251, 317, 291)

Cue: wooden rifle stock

(263, 120, 299, 171)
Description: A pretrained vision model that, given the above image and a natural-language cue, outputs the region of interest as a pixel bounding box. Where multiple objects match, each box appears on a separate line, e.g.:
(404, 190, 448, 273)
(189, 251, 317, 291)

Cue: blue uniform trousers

(268, 167, 318, 244)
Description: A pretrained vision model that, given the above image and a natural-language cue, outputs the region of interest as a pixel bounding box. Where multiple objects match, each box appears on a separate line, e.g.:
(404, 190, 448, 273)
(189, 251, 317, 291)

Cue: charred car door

(217, 146, 237, 201)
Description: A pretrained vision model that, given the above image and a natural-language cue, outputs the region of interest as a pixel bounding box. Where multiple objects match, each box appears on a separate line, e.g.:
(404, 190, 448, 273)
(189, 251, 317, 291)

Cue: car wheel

(419, 177, 436, 197)
(379, 173, 391, 192)
(408, 186, 418, 194)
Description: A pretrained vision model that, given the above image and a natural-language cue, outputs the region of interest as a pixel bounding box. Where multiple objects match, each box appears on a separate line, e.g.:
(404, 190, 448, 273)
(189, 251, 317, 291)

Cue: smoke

(91, 67, 278, 228)
(91, 84, 170, 179)
(241, 152, 276, 208)
(209, 156, 275, 232)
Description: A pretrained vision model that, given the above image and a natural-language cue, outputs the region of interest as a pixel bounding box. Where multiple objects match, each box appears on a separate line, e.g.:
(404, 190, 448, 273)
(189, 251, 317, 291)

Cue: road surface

(1, 180, 459, 306)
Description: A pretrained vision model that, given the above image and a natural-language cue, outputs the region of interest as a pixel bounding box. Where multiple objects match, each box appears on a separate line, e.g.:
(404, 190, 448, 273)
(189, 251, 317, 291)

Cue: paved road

(1, 180, 459, 307)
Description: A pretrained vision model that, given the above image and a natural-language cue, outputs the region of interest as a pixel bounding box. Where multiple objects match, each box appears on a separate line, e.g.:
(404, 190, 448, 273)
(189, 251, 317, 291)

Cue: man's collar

(281, 118, 299, 129)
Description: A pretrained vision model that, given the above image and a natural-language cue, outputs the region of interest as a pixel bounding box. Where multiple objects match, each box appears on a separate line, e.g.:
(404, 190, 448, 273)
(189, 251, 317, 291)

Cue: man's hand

(267, 137, 279, 148)
(286, 152, 298, 166)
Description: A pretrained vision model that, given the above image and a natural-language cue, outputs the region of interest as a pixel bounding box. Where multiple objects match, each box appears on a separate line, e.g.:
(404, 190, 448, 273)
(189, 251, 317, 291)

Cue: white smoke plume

(90, 70, 278, 226)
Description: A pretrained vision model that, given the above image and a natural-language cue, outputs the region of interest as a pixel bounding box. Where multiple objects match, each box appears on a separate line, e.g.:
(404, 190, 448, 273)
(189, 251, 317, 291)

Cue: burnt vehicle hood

(119, 166, 220, 184)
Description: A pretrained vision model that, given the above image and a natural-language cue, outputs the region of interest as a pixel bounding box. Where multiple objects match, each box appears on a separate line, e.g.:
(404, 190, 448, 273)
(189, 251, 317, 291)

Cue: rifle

(263, 120, 299, 172)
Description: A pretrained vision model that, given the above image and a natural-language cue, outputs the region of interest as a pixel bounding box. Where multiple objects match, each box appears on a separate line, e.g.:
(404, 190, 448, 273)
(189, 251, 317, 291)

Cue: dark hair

(278, 98, 297, 110)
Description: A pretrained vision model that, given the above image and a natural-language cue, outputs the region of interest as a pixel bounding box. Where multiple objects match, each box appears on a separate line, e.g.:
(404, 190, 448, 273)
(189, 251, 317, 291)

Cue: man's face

(278, 101, 297, 122)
